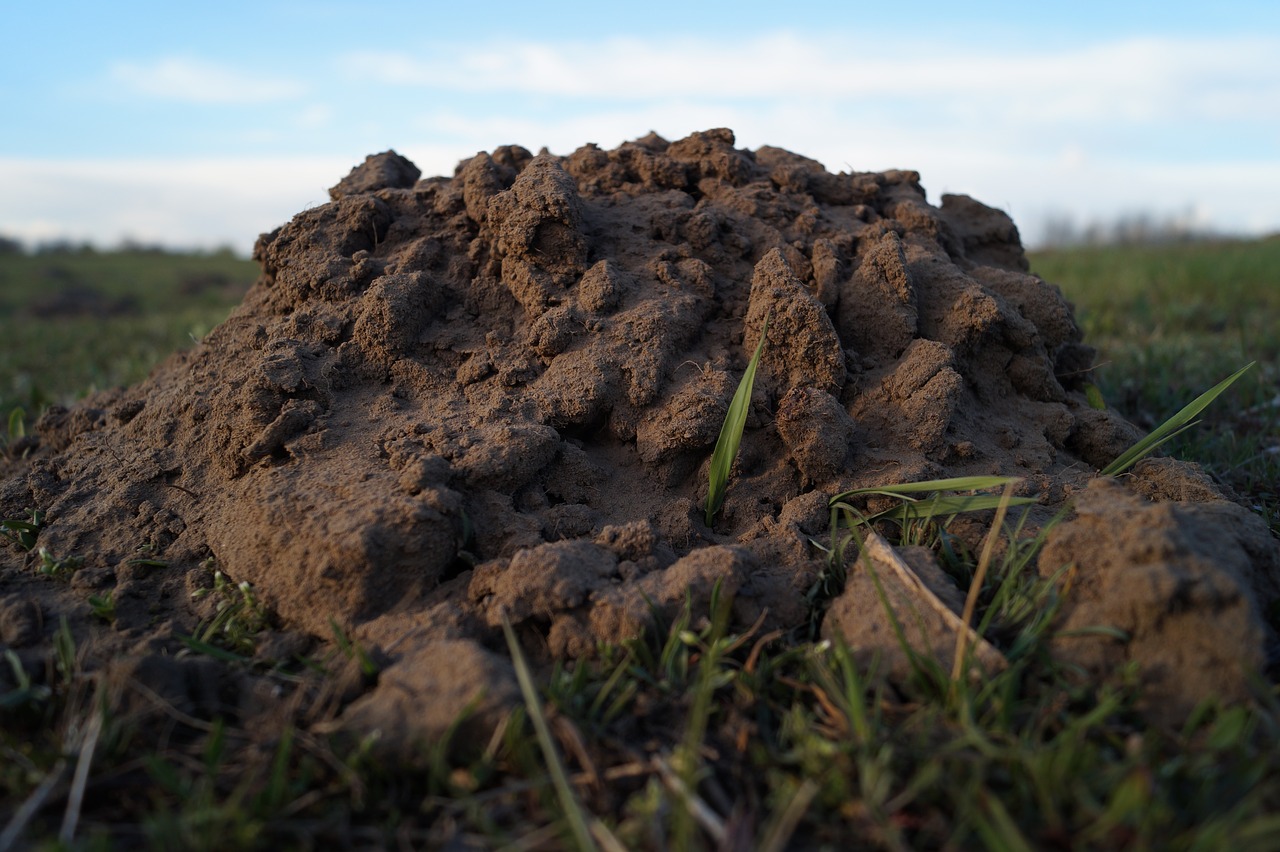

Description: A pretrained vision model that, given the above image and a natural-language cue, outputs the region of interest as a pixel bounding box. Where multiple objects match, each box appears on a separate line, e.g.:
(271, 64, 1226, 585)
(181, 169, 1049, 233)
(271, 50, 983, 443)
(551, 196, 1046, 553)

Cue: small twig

(127, 680, 225, 733)
(422, 760, 656, 817)
(0, 761, 68, 852)
(758, 779, 820, 852)
(60, 708, 103, 845)
(720, 608, 770, 658)
(654, 756, 727, 845)
(163, 482, 200, 499)
(588, 819, 630, 852)
(551, 713, 600, 789)
(496, 821, 564, 852)
(1055, 359, 1111, 378)
(951, 480, 1017, 683)
(743, 626, 784, 675)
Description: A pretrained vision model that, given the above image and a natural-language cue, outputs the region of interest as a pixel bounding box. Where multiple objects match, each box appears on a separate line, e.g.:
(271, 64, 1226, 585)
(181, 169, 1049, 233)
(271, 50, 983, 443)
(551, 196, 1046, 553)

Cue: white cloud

(0, 156, 348, 253)
(3, 138, 1277, 256)
(339, 33, 1280, 126)
(10, 29, 1280, 253)
(296, 104, 335, 128)
(109, 57, 306, 104)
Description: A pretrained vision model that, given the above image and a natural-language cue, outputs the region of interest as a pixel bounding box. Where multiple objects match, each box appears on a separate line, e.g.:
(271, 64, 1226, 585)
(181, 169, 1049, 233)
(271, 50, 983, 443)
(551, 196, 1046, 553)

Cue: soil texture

(2, 129, 1277, 751)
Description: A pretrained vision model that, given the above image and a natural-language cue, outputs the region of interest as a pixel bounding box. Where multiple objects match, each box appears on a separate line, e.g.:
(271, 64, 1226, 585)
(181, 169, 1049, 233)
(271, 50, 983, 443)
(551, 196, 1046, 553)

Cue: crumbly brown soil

(2, 129, 1277, 750)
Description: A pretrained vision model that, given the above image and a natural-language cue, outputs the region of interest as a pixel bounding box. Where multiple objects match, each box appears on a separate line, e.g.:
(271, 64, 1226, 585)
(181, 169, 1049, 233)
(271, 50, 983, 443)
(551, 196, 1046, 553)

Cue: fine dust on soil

(2, 129, 1277, 748)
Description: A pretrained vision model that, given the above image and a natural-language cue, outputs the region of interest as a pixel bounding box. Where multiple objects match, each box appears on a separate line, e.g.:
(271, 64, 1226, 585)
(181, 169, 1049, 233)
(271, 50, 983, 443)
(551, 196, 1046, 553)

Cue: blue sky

(3, 0, 1278, 252)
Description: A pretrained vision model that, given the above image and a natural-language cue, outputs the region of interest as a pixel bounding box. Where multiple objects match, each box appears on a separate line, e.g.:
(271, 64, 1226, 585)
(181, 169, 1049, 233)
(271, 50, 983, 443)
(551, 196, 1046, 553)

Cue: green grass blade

(6, 406, 25, 440)
(705, 312, 770, 525)
(830, 476, 1024, 506)
(1100, 361, 1255, 476)
(176, 635, 250, 663)
(871, 494, 1038, 524)
(501, 612, 597, 852)
(1103, 420, 1199, 469)
(972, 789, 1036, 852)
(1083, 382, 1107, 411)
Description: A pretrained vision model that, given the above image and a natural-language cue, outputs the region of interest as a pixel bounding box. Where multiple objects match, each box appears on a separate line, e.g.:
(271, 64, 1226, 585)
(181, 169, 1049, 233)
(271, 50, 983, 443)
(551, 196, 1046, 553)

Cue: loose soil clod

(1, 129, 1276, 751)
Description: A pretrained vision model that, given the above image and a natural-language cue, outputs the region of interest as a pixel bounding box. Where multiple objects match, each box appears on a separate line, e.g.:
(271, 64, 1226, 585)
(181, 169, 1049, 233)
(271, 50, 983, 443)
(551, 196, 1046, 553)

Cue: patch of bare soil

(2, 130, 1277, 754)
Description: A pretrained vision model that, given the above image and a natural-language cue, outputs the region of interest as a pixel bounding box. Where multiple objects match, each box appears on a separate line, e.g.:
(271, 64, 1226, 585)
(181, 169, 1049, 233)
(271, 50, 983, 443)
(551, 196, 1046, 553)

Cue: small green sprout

(88, 591, 116, 624)
(185, 568, 269, 659)
(1, 508, 43, 551)
(828, 476, 1037, 527)
(811, 476, 1035, 609)
(53, 616, 77, 686)
(330, 618, 379, 678)
(37, 547, 83, 578)
(1, 648, 52, 710)
(705, 312, 771, 526)
(5, 406, 25, 440)
(1083, 382, 1107, 411)
(1101, 361, 1255, 476)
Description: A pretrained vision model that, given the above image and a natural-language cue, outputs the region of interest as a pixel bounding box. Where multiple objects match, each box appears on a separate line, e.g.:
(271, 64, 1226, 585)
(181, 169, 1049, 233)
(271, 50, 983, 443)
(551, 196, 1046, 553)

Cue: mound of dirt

(2, 129, 1276, 745)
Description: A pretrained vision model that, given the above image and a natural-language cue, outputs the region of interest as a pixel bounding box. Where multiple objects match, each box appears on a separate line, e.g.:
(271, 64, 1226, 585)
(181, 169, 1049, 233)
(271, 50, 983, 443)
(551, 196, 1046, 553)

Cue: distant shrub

(34, 240, 96, 256)
(1037, 209, 1224, 249)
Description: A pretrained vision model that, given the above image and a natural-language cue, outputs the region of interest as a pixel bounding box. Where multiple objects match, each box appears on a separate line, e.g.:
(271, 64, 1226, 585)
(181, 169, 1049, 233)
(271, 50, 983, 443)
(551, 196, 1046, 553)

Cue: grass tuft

(182, 565, 270, 661)
(0, 508, 43, 551)
(812, 476, 1034, 610)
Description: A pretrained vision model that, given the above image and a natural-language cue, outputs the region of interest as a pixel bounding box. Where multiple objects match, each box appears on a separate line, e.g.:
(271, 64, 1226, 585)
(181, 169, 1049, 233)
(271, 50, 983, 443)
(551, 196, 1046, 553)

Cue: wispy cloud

(338, 33, 1280, 125)
(7, 28, 1277, 253)
(0, 155, 347, 251)
(109, 57, 306, 104)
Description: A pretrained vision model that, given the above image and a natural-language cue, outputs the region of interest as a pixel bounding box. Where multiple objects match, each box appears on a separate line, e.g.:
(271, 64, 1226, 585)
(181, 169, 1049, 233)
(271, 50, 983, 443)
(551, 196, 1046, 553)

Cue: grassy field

(1, 239, 1279, 849)
(0, 248, 255, 423)
(1033, 237, 1280, 532)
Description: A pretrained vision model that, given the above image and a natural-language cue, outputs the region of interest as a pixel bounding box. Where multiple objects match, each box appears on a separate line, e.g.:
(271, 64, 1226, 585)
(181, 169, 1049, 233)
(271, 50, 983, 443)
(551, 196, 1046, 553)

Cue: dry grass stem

(951, 480, 1018, 682)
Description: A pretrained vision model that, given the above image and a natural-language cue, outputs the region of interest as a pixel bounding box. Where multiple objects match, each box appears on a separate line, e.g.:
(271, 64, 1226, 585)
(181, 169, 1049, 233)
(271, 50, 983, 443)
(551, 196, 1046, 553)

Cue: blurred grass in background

(0, 248, 255, 417)
(1030, 237, 1280, 528)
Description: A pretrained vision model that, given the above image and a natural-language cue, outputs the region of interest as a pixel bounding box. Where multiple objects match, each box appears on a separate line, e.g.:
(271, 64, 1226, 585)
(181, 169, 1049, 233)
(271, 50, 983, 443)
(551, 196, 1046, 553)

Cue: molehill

(2, 129, 1276, 745)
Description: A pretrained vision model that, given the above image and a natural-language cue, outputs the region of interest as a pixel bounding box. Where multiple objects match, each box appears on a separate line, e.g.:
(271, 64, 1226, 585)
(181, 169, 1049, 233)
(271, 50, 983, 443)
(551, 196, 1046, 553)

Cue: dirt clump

(821, 532, 1007, 683)
(1039, 472, 1280, 724)
(2, 130, 1276, 748)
